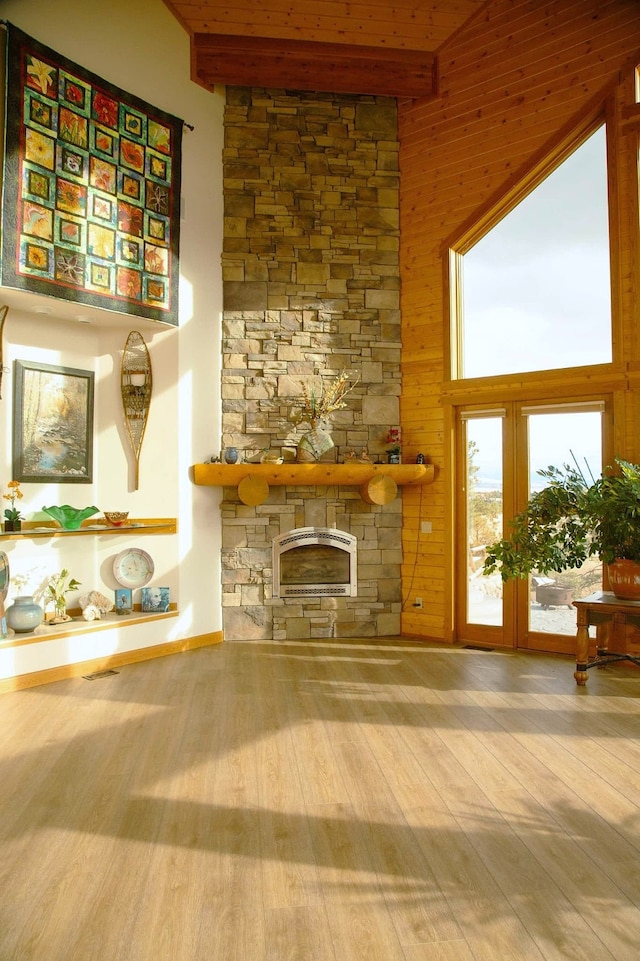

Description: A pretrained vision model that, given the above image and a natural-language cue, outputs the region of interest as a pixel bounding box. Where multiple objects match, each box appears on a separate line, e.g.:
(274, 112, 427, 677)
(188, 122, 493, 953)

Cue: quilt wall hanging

(1, 24, 183, 326)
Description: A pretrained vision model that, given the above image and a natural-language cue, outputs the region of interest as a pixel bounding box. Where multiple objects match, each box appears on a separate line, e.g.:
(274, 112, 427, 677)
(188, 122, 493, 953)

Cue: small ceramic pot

(224, 447, 239, 464)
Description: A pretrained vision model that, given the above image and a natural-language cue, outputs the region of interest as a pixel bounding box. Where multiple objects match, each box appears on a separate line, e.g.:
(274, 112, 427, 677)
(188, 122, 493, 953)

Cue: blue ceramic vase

(6, 596, 44, 634)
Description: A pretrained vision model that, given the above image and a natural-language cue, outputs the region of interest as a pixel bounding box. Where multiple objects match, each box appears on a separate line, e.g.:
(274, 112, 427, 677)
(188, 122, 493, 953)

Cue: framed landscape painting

(13, 360, 94, 483)
(1, 23, 183, 325)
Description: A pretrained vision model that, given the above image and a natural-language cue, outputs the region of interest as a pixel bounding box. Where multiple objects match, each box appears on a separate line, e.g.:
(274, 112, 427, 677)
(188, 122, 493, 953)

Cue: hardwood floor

(1, 637, 640, 960)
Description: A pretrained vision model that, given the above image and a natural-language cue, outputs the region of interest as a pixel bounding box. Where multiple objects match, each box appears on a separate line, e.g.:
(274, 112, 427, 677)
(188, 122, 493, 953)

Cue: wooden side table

(573, 591, 640, 685)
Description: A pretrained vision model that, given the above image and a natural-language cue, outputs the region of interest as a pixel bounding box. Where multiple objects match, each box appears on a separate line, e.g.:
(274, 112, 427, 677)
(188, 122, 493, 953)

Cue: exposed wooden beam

(191, 33, 436, 98)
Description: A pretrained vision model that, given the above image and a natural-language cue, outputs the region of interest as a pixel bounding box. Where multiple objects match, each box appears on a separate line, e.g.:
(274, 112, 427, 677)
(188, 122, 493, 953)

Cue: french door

(456, 400, 606, 654)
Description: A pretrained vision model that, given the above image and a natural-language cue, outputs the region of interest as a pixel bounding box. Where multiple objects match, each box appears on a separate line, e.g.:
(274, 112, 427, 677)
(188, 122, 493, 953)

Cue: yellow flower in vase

(289, 372, 360, 462)
(3, 481, 24, 531)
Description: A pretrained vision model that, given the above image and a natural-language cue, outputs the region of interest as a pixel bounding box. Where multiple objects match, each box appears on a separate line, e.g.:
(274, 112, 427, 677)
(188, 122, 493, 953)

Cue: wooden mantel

(192, 462, 435, 506)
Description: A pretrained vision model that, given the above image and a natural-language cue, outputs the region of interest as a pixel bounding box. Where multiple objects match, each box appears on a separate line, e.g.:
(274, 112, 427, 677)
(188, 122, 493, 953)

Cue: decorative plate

(113, 548, 154, 589)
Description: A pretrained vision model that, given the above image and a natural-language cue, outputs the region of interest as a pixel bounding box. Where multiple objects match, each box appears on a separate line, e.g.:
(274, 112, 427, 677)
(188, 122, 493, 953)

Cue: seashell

(82, 604, 101, 621)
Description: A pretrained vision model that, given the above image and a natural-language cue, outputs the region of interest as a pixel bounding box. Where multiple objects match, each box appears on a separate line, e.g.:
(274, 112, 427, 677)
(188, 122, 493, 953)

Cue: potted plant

(3, 480, 24, 532)
(483, 458, 640, 599)
(46, 569, 82, 623)
(386, 427, 402, 464)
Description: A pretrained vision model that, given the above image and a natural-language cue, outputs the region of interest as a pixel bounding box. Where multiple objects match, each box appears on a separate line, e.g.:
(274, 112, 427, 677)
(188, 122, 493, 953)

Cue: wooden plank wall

(399, 0, 640, 640)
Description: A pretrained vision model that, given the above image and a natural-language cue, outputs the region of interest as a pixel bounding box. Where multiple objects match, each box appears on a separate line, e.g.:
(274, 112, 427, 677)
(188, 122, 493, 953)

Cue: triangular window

(455, 125, 611, 379)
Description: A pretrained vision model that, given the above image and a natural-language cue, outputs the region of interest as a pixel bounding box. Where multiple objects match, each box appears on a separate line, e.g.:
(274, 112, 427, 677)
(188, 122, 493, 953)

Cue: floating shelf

(0, 608, 178, 649)
(1, 518, 177, 540)
(192, 463, 435, 505)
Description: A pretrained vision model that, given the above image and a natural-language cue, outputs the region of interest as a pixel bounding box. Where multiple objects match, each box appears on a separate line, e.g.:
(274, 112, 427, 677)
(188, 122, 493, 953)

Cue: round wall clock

(113, 548, 154, 589)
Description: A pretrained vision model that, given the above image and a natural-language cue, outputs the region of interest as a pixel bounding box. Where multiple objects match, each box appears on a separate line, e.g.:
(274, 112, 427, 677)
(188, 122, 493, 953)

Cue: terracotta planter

(606, 559, 640, 600)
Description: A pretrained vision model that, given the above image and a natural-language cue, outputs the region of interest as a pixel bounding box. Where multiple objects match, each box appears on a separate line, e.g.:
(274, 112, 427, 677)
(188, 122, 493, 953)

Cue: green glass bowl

(42, 505, 100, 530)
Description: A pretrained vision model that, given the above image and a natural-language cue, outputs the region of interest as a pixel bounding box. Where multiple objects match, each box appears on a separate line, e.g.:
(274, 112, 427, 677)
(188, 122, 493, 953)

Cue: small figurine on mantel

(358, 448, 372, 463)
(260, 449, 284, 464)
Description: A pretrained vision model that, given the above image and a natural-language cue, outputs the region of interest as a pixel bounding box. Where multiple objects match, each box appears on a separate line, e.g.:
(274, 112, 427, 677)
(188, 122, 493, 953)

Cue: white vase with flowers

(290, 372, 358, 462)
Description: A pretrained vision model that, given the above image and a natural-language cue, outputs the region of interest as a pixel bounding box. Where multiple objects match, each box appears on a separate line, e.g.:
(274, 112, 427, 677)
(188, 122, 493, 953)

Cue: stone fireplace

(220, 86, 402, 640)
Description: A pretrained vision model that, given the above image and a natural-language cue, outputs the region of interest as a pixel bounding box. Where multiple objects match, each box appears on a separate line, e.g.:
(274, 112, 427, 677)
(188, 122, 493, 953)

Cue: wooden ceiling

(161, 0, 488, 99)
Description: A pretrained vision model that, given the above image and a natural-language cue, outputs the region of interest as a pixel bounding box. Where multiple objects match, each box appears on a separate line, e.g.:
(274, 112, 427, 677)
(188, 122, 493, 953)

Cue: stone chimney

(221, 87, 402, 640)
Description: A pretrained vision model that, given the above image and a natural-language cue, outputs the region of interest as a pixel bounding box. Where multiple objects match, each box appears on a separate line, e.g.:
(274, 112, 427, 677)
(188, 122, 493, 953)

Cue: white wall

(0, 0, 224, 680)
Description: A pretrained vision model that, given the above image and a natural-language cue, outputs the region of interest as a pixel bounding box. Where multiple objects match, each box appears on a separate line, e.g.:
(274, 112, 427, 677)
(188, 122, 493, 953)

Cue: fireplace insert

(272, 527, 357, 598)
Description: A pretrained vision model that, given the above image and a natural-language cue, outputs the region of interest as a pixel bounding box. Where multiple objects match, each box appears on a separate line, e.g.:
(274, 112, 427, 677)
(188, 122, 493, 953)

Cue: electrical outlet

(413, 597, 423, 609)
(421, 521, 432, 534)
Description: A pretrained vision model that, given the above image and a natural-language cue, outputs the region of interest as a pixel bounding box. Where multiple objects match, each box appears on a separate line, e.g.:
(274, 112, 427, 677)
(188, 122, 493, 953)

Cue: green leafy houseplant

(46, 568, 81, 621)
(483, 459, 640, 592)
